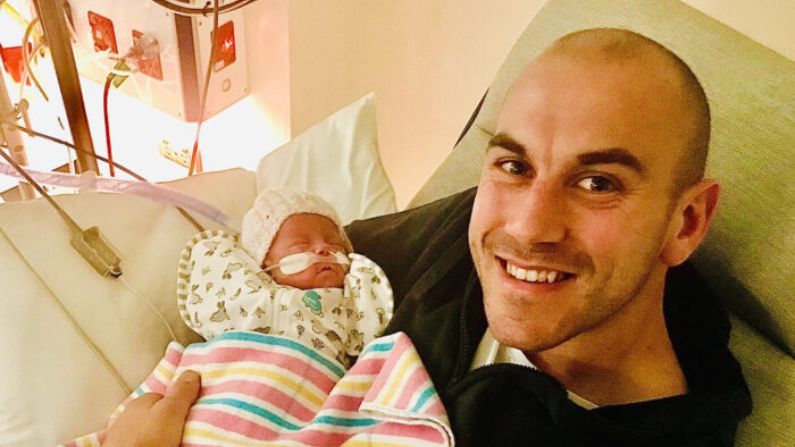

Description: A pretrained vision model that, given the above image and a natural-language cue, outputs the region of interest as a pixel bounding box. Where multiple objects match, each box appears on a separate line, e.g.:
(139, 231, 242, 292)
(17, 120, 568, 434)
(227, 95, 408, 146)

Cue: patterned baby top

(177, 230, 393, 365)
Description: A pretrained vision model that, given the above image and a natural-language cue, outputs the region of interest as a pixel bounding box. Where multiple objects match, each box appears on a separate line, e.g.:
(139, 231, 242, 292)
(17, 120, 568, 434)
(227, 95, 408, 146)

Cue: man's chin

(484, 299, 564, 353)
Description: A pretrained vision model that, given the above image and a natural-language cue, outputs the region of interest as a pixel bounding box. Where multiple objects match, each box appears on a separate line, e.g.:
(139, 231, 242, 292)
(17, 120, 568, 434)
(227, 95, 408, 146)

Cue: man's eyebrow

(488, 134, 644, 174)
(577, 148, 644, 174)
(487, 133, 526, 156)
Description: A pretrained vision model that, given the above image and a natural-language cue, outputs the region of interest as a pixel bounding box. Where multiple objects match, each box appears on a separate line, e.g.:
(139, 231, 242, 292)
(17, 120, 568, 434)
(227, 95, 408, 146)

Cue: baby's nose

(313, 245, 333, 255)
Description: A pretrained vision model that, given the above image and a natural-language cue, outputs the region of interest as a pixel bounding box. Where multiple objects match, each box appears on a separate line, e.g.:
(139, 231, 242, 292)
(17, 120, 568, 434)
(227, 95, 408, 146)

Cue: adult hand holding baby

(101, 371, 201, 447)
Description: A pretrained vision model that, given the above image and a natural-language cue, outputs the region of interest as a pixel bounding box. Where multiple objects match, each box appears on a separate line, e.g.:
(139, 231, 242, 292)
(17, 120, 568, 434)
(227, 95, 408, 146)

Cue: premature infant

(65, 189, 454, 447)
(182, 187, 393, 367)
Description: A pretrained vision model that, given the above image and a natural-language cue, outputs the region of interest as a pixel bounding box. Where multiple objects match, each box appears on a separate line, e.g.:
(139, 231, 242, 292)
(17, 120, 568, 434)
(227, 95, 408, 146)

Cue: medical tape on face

(264, 251, 350, 275)
(0, 161, 230, 226)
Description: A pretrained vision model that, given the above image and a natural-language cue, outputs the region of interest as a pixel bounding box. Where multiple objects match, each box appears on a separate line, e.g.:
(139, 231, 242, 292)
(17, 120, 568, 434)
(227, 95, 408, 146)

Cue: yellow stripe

(184, 427, 273, 447)
(379, 349, 415, 404)
(334, 376, 373, 394)
(200, 367, 326, 407)
(155, 362, 176, 383)
(76, 435, 100, 447)
(342, 439, 432, 447)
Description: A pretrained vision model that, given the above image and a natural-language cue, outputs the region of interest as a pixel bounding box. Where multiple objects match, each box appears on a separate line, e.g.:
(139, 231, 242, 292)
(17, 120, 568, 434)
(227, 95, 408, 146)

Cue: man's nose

(504, 182, 568, 244)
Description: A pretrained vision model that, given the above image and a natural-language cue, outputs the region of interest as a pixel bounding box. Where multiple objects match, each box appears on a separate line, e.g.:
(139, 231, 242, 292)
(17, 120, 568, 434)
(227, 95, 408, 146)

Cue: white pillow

(256, 93, 397, 225)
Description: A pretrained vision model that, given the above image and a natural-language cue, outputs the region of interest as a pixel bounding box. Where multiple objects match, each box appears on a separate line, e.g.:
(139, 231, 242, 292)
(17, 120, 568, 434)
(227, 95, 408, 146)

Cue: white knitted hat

(241, 188, 351, 266)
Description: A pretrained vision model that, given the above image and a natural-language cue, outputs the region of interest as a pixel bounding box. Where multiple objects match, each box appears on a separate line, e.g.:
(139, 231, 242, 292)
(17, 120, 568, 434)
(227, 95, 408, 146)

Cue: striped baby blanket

(63, 331, 453, 446)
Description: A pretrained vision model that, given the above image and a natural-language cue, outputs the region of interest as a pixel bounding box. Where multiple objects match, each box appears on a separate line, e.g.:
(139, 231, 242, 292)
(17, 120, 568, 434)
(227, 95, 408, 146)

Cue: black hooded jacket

(346, 188, 751, 447)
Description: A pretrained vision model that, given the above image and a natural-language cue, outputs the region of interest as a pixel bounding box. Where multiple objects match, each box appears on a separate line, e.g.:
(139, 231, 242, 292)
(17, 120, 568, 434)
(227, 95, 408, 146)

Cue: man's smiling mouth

(500, 258, 573, 284)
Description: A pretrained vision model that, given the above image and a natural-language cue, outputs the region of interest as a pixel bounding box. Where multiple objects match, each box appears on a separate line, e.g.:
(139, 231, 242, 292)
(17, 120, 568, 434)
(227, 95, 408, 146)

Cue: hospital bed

(1, 0, 793, 445)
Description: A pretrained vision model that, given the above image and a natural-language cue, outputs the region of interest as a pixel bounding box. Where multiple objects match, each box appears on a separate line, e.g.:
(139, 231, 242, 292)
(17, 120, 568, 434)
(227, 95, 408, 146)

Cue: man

(104, 28, 751, 446)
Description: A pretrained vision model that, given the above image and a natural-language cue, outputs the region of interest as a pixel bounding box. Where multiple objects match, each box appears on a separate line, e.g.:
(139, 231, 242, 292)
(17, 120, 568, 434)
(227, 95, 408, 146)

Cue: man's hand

(102, 370, 201, 447)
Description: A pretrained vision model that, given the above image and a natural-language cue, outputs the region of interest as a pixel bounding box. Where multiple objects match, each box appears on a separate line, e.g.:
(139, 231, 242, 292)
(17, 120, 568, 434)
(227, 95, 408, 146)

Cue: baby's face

(263, 213, 349, 289)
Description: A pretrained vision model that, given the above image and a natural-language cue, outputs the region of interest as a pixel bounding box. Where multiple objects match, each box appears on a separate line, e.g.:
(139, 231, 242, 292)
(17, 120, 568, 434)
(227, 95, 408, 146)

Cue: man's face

(468, 53, 691, 352)
(264, 213, 349, 289)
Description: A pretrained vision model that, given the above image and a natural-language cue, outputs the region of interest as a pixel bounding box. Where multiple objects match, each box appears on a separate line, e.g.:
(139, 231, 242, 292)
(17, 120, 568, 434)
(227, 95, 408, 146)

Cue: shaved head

(535, 28, 711, 196)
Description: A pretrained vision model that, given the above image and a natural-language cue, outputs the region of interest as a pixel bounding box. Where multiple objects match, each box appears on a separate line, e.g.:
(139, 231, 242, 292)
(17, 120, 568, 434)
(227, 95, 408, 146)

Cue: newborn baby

(65, 188, 453, 447)
(182, 187, 393, 366)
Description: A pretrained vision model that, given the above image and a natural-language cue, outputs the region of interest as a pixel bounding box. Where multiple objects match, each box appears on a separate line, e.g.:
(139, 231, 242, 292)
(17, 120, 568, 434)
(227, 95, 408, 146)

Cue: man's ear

(660, 180, 720, 266)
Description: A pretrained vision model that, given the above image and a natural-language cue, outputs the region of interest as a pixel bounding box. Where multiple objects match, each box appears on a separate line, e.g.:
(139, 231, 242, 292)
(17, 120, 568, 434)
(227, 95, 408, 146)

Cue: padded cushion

(407, 1, 794, 445)
(0, 169, 256, 445)
(256, 93, 397, 225)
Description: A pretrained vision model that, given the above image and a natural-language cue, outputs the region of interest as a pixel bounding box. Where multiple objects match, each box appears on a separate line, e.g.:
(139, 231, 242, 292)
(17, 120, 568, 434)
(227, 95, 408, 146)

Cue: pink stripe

(141, 372, 168, 395)
(181, 346, 338, 392)
(189, 407, 279, 441)
(164, 344, 184, 364)
(139, 346, 183, 394)
(426, 399, 448, 417)
(394, 366, 430, 409)
(201, 379, 318, 422)
(365, 339, 411, 398)
(344, 356, 386, 376)
(280, 426, 352, 446)
(321, 392, 366, 413)
(189, 407, 353, 445)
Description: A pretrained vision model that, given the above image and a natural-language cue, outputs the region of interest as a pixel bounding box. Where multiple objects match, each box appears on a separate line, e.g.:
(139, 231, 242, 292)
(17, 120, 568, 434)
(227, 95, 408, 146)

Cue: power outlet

(159, 139, 190, 168)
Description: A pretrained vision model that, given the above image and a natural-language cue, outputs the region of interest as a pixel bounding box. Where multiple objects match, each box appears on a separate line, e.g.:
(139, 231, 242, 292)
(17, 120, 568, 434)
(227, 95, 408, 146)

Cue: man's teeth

(507, 262, 567, 283)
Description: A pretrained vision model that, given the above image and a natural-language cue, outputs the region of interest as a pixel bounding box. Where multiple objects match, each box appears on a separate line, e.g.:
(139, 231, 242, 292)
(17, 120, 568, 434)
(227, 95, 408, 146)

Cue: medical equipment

(0, 160, 232, 226)
(264, 251, 351, 275)
(64, 0, 249, 122)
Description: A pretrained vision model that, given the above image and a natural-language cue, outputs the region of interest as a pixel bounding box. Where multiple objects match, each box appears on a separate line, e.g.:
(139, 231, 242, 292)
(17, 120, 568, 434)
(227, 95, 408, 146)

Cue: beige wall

(282, 0, 794, 208)
(287, 0, 546, 208)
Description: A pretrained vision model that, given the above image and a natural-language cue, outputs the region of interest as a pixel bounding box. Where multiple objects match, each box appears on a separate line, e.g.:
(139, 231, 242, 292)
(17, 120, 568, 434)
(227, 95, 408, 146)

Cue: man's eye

(576, 176, 618, 192)
(498, 160, 530, 176)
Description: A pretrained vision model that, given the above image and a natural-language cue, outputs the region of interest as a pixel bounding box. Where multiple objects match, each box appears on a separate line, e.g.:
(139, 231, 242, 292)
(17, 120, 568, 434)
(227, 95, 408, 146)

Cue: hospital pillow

(0, 93, 398, 446)
(256, 92, 397, 225)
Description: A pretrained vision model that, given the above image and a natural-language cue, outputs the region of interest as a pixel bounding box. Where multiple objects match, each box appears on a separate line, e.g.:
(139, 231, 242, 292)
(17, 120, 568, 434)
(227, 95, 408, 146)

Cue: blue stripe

(198, 397, 301, 430)
(361, 340, 394, 355)
(411, 386, 436, 412)
(315, 415, 378, 427)
(194, 331, 345, 377)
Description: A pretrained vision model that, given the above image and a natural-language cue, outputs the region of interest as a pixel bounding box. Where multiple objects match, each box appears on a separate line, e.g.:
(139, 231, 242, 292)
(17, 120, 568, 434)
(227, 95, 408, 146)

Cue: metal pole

(35, 0, 99, 173)
(0, 65, 36, 200)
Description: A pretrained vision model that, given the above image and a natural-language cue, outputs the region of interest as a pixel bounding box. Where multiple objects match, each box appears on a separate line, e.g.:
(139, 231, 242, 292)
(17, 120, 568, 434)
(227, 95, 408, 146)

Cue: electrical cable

(0, 145, 82, 234)
(0, 0, 30, 29)
(2, 121, 142, 180)
(149, 0, 257, 16)
(102, 76, 115, 176)
(0, 227, 133, 396)
(187, 0, 220, 176)
(1, 121, 206, 232)
(19, 17, 49, 102)
(120, 276, 177, 342)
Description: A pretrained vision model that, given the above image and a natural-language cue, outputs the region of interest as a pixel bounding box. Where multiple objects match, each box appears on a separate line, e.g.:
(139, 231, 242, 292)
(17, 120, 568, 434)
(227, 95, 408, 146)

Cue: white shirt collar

(471, 328, 598, 410)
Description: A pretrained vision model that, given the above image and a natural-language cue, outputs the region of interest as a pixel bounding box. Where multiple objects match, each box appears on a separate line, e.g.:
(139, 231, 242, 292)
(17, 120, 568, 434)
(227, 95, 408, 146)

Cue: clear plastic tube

(0, 161, 231, 226)
(264, 252, 350, 275)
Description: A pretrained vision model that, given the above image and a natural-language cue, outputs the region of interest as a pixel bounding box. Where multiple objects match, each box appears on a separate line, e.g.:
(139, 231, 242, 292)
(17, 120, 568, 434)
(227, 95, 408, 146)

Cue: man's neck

(526, 274, 688, 406)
